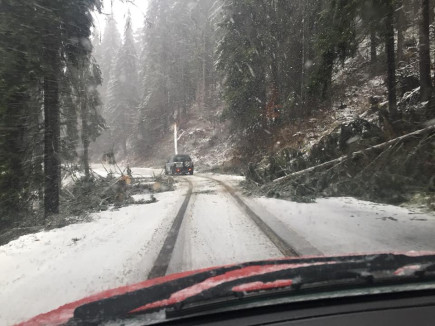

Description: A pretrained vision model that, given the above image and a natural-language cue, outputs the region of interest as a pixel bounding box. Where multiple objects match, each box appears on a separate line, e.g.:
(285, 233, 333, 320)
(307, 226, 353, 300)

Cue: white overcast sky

(94, 0, 148, 33)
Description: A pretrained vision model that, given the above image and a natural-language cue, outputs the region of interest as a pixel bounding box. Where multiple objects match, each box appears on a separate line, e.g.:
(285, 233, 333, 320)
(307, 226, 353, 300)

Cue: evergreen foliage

(216, 0, 433, 135)
(106, 12, 140, 157)
(93, 0, 219, 159)
(0, 0, 103, 227)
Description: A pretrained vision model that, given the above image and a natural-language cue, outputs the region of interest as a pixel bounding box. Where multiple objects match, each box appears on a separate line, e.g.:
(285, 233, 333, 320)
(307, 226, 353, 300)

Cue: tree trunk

(432, 0, 435, 83)
(202, 30, 207, 103)
(83, 136, 90, 180)
(81, 101, 90, 180)
(301, 1, 306, 101)
(3, 93, 27, 220)
(384, 0, 398, 118)
(396, 0, 405, 62)
(43, 40, 60, 218)
(273, 125, 435, 183)
(322, 50, 335, 100)
(419, 0, 432, 101)
(122, 138, 127, 158)
(370, 26, 377, 64)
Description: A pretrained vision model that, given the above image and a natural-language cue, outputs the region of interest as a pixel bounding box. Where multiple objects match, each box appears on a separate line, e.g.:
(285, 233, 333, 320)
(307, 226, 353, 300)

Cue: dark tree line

(90, 0, 435, 162)
(217, 0, 435, 135)
(0, 0, 104, 228)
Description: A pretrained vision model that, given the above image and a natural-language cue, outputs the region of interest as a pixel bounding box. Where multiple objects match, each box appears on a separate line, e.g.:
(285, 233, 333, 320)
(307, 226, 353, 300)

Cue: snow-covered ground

(2, 170, 435, 325)
(167, 177, 282, 274)
(90, 164, 163, 178)
(198, 174, 435, 256)
(0, 186, 187, 325)
(253, 196, 435, 255)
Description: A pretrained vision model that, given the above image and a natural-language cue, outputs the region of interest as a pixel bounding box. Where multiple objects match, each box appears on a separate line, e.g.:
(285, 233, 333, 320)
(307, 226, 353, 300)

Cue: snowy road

(1, 170, 435, 325)
(166, 176, 283, 275)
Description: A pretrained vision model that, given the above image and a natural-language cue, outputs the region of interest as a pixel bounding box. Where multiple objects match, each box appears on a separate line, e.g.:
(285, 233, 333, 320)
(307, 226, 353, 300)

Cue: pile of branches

(61, 170, 171, 217)
(61, 174, 133, 216)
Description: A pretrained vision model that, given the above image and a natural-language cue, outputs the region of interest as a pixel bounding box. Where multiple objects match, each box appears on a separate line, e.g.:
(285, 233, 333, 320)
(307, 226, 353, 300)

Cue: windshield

(1, 0, 435, 325)
(173, 155, 191, 162)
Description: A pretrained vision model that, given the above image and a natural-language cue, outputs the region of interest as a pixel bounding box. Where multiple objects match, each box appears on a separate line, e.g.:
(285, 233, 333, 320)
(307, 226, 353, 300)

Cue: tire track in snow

(166, 176, 283, 274)
(147, 179, 193, 279)
(201, 176, 300, 257)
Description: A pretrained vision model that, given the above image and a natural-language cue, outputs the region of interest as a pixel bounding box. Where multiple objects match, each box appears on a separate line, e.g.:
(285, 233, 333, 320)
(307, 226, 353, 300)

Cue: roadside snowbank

(91, 164, 162, 178)
(255, 197, 435, 255)
(0, 188, 186, 325)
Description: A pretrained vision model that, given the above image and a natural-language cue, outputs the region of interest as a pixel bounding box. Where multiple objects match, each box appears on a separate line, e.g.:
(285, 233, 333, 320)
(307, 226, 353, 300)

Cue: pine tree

(80, 59, 105, 179)
(310, 0, 359, 99)
(43, 0, 102, 217)
(106, 12, 140, 157)
(0, 0, 48, 224)
(135, 0, 218, 157)
(41, 11, 61, 216)
(216, 0, 268, 131)
(136, 0, 172, 154)
(99, 15, 122, 102)
(65, 56, 105, 179)
(1, 0, 103, 222)
(89, 16, 121, 160)
(216, 0, 323, 129)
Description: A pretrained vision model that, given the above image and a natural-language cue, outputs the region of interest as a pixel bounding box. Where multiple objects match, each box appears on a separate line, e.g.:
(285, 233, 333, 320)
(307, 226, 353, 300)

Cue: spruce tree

(106, 12, 140, 157)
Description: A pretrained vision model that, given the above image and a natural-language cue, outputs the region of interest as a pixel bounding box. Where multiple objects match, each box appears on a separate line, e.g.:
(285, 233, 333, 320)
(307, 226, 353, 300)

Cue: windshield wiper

(170, 256, 435, 317)
(69, 253, 435, 325)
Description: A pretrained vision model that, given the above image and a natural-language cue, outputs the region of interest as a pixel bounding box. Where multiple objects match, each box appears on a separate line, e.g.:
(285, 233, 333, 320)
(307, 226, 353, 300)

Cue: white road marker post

(174, 123, 178, 155)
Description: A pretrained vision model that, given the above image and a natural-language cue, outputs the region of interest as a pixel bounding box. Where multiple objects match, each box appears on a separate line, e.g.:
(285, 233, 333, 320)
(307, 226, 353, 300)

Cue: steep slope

(243, 32, 435, 210)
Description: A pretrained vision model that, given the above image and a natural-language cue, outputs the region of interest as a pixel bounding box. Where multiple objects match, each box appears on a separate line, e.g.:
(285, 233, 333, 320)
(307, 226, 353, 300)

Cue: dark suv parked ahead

(165, 154, 194, 175)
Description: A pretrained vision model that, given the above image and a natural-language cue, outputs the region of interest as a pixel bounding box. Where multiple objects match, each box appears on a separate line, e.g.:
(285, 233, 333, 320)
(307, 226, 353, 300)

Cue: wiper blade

(70, 253, 435, 324)
(171, 258, 435, 316)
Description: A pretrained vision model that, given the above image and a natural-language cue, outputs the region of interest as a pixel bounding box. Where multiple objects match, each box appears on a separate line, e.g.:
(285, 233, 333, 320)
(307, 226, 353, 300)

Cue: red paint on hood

(16, 251, 435, 326)
(15, 267, 215, 326)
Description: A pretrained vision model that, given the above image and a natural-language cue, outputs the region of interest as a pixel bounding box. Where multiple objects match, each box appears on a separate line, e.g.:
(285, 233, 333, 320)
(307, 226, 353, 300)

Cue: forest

(1, 0, 435, 231)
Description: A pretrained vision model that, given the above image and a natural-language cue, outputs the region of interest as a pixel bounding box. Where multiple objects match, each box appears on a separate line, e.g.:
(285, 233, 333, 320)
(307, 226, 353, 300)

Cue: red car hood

(16, 267, 215, 326)
(17, 251, 435, 326)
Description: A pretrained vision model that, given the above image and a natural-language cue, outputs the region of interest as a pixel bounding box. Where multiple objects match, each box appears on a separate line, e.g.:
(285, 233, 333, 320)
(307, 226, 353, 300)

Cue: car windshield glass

(173, 155, 190, 162)
(1, 0, 435, 325)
